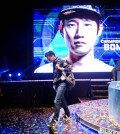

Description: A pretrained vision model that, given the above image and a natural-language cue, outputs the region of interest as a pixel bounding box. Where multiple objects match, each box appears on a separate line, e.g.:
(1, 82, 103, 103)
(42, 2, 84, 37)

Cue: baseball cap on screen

(58, 5, 101, 20)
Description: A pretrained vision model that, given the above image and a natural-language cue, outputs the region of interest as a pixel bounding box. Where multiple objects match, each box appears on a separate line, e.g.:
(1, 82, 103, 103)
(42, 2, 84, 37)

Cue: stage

(0, 78, 111, 107)
(49, 99, 120, 134)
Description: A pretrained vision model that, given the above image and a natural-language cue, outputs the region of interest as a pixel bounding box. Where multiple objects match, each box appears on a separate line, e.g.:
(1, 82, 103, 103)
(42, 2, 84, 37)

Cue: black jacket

(53, 58, 72, 85)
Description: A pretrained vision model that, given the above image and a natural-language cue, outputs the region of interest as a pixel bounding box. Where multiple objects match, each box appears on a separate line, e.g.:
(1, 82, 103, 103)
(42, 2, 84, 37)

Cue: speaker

(108, 81, 120, 125)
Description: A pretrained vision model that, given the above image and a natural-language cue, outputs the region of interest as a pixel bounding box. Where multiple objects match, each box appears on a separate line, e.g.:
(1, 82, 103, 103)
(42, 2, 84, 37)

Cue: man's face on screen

(62, 18, 99, 56)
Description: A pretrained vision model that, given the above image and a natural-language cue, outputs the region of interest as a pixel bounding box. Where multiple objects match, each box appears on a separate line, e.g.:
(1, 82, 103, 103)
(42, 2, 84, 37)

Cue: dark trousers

(52, 82, 70, 121)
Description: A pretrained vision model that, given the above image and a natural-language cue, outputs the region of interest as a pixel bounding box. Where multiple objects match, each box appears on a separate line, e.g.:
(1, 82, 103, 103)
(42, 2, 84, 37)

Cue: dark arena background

(0, 0, 120, 133)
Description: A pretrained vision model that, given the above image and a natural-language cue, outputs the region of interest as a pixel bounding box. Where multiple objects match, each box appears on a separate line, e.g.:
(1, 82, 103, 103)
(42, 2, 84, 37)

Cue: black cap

(58, 5, 101, 20)
(45, 51, 55, 57)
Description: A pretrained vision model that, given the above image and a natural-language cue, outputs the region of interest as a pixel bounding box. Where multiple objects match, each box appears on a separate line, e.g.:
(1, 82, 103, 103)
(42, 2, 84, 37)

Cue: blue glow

(8, 73, 12, 77)
(17, 73, 21, 76)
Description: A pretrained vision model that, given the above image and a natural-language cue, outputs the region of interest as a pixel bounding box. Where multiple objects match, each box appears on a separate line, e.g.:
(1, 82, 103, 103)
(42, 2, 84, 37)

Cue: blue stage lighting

(16, 72, 22, 80)
(8, 73, 12, 77)
(17, 73, 21, 76)
(7, 73, 12, 81)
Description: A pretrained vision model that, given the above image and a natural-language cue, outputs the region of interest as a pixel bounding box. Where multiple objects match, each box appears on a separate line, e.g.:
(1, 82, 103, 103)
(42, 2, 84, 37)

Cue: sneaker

(64, 116, 72, 124)
(60, 115, 67, 121)
(48, 119, 57, 127)
(60, 115, 71, 122)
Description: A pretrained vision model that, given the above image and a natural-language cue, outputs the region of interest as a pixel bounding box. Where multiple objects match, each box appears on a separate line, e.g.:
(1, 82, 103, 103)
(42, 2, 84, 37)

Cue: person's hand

(56, 64, 64, 71)
(56, 64, 59, 68)
(53, 85, 56, 90)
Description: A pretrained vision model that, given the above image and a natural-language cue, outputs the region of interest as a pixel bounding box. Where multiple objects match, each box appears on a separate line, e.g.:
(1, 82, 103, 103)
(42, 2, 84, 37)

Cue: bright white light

(17, 73, 21, 76)
(8, 74, 12, 77)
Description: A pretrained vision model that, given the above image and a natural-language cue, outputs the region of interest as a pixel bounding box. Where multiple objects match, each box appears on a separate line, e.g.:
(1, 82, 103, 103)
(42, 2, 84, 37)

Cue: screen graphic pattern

(33, 6, 120, 72)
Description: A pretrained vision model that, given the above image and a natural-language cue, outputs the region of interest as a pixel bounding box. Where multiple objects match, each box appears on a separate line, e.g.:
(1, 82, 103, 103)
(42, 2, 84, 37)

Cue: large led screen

(33, 5, 120, 73)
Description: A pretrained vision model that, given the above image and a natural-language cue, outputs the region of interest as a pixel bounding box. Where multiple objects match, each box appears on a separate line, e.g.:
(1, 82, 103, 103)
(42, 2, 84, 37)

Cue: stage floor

(49, 99, 120, 134)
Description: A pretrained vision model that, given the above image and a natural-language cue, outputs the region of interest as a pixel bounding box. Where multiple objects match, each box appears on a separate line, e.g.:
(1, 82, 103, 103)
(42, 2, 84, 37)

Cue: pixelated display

(33, 5, 120, 73)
